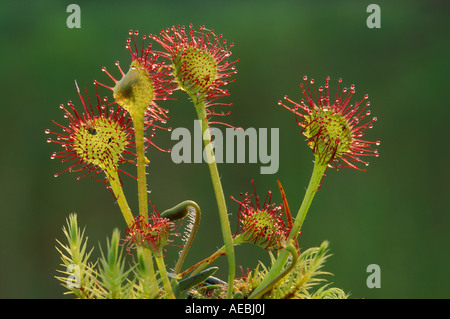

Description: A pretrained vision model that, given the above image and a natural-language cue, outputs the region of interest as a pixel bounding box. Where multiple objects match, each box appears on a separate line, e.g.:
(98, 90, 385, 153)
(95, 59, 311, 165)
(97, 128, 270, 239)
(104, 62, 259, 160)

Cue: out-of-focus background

(0, 0, 448, 298)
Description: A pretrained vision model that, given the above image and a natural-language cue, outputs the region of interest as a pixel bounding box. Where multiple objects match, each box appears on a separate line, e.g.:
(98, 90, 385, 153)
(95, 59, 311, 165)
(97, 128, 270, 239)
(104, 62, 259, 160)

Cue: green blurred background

(0, 0, 448, 298)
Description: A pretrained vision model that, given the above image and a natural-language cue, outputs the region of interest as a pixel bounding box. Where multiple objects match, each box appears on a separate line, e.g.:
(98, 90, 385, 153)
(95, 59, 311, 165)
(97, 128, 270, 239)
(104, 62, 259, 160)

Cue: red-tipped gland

(150, 24, 238, 122)
(124, 213, 173, 257)
(232, 181, 288, 250)
(280, 76, 380, 171)
(46, 82, 135, 181)
(96, 30, 176, 124)
(172, 45, 218, 96)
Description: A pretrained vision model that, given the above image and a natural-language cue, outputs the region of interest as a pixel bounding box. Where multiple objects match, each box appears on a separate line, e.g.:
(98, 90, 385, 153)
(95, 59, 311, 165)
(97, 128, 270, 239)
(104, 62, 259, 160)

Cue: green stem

(155, 254, 175, 299)
(132, 113, 149, 219)
(175, 202, 201, 274)
(249, 241, 298, 299)
(142, 247, 155, 278)
(248, 161, 327, 298)
(288, 161, 327, 242)
(107, 169, 134, 226)
(193, 97, 236, 299)
(187, 235, 244, 278)
(179, 237, 245, 298)
(160, 200, 202, 274)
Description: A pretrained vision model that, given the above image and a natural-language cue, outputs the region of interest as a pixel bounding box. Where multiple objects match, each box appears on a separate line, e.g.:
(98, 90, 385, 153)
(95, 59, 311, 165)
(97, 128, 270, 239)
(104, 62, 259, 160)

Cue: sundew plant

(47, 25, 379, 299)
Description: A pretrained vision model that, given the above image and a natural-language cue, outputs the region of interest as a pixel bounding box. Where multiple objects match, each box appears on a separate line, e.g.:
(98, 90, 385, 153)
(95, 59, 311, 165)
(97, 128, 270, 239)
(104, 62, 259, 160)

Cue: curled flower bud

(45, 82, 134, 181)
(96, 31, 178, 220)
(279, 76, 380, 171)
(124, 213, 173, 256)
(232, 181, 288, 250)
(96, 30, 176, 123)
(113, 61, 155, 117)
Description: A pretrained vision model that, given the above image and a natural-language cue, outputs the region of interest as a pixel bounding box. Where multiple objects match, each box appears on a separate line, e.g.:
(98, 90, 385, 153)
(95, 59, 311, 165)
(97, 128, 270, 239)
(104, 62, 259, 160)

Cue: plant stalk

(154, 254, 176, 299)
(174, 201, 201, 275)
(288, 161, 327, 242)
(132, 113, 149, 219)
(249, 161, 327, 298)
(249, 240, 298, 299)
(107, 169, 134, 226)
(193, 96, 236, 299)
(182, 235, 244, 278)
